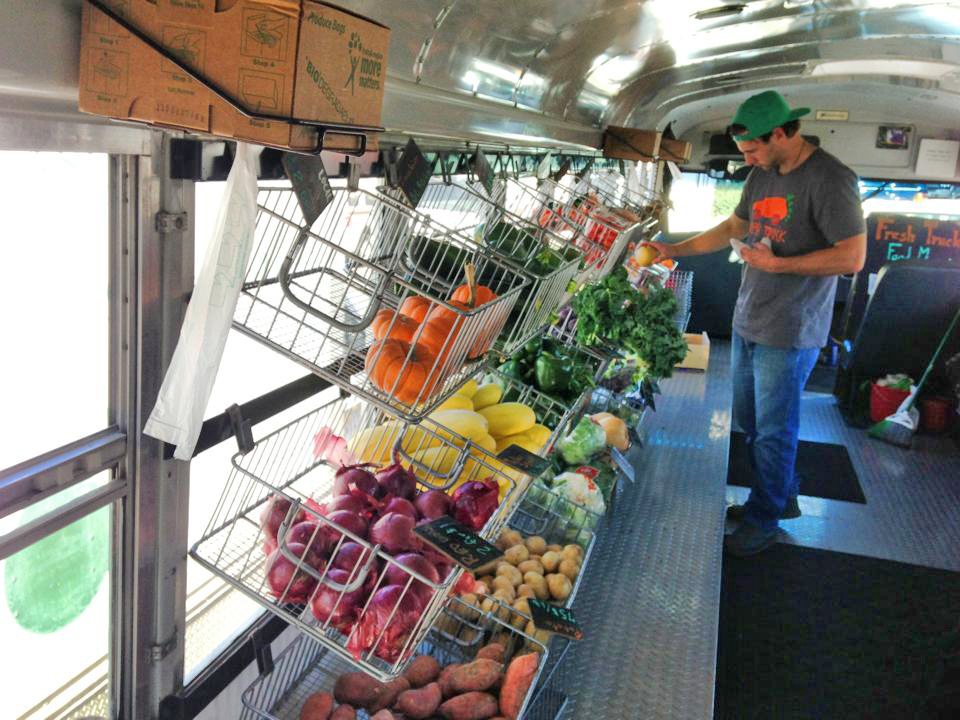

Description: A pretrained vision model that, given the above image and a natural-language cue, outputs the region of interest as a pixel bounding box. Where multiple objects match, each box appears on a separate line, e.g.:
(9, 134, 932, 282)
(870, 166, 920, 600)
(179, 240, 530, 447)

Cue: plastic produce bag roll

(144, 143, 259, 460)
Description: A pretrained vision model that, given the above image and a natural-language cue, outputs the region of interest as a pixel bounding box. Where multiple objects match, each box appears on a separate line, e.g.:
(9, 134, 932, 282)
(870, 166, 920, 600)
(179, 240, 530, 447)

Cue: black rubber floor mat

(715, 544, 960, 720)
(805, 364, 838, 394)
(728, 431, 866, 504)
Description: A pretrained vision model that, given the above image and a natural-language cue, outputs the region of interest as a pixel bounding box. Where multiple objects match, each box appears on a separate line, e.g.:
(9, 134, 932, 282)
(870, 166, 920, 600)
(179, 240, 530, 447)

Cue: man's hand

(640, 241, 673, 263)
(740, 242, 782, 272)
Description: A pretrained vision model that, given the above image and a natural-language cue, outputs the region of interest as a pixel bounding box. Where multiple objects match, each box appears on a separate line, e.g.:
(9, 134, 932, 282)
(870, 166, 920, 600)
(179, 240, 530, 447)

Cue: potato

(370, 710, 397, 720)
(477, 642, 505, 662)
(334, 672, 388, 710)
(517, 559, 544, 577)
(439, 691, 499, 720)
(449, 658, 502, 693)
(561, 544, 584, 562)
(403, 656, 441, 688)
(300, 692, 334, 720)
(495, 563, 523, 587)
(540, 551, 561, 573)
(457, 593, 481, 622)
(491, 576, 516, 597)
(522, 572, 548, 600)
(330, 705, 356, 720)
(480, 596, 497, 615)
(558, 558, 580, 581)
(492, 586, 516, 606)
(524, 535, 547, 555)
(528, 554, 542, 564)
(370, 677, 409, 713)
(546, 573, 572, 601)
(546, 544, 563, 553)
(516, 583, 536, 599)
(438, 663, 462, 697)
(513, 597, 531, 620)
(473, 559, 500, 577)
(504, 544, 529, 565)
(498, 529, 523, 550)
(395, 682, 442, 719)
(478, 576, 495, 593)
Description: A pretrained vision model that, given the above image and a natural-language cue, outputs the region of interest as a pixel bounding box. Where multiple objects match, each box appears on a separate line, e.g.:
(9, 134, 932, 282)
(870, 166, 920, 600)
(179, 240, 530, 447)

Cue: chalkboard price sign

(397, 138, 433, 208)
(497, 444, 550, 477)
(413, 516, 503, 571)
(610, 447, 635, 483)
(528, 599, 583, 640)
(282, 153, 334, 227)
(474, 149, 494, 197)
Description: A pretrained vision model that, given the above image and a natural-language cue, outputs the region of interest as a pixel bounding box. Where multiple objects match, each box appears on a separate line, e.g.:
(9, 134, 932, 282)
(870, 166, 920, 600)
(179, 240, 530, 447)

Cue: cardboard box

(659, 138, 693, 163)
(676, 332, 710, 371)
(603, 126, 661, 162)
(79, 0, 389, 152)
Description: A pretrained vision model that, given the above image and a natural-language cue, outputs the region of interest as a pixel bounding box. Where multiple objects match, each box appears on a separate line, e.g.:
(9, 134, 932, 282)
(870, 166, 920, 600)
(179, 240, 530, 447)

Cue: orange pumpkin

(399, 296, 432, 324)
(450, 283, 497, 308)
(371, 308, 420, 344)
(416, 306, 466, 363)
(365, 339, 441, 404)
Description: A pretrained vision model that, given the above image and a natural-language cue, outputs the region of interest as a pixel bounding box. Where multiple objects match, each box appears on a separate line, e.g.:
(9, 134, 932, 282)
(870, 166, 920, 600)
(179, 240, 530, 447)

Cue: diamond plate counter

(556, 342, 731, 720)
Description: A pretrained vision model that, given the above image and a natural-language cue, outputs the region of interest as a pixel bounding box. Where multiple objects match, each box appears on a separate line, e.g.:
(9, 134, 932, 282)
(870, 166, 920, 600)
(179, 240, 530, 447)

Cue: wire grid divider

(665, 269, 694, 333)
(189, 393, 528, 681)
(497, 177, 635, 286)
(240, 596, 551, 720)
(379, 180, 584, 355)
(568, 168, 660, 219)
(234, 185, 530, 422)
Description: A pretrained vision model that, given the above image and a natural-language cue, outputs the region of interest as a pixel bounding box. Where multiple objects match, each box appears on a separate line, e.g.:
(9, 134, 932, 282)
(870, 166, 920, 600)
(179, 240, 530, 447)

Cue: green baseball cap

(730, 90, 810, 141)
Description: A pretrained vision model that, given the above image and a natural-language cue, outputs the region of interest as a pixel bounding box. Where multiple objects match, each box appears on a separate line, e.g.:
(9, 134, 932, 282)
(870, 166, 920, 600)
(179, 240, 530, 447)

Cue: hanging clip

(225, 404, 254, 455)
(385, 146, 400, 187)
(347, 156, 360, 191)
(439, 153, 452, 185)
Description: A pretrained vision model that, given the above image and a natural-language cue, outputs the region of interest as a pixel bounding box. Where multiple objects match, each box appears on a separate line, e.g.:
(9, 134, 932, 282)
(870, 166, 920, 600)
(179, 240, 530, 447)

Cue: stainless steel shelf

(554, 345, 731, 720)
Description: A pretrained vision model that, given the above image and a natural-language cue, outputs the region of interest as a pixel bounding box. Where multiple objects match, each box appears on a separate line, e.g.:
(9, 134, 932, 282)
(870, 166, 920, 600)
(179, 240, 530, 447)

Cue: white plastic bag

(144, 143, 259, 460)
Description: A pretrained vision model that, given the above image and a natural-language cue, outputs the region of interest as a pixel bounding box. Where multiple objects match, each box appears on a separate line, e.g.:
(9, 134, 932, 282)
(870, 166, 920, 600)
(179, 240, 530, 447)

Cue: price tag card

(397, 137, 433, 208)
(413, 516, 502, 571)
(474, 149, 494, 197)
(610, 446, 635, 483)
(528, 599, 583, 640)
(282, 153, 334, 227)
(497, 444, 550, 477)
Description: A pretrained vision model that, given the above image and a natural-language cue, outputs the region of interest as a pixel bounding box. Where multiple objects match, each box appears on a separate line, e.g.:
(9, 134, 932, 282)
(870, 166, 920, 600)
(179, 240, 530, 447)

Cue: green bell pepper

(535, 352, 569, 394)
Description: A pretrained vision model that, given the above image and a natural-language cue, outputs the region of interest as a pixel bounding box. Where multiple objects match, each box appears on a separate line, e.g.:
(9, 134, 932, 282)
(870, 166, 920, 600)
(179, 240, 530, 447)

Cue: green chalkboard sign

(497, 444, 550, 477)
(397, 138, 433, 208)
(413, 516, 503, 570)
(528, 598, 583, 640)
(474, 149, 494, 197)
(282, 153, 334, 227)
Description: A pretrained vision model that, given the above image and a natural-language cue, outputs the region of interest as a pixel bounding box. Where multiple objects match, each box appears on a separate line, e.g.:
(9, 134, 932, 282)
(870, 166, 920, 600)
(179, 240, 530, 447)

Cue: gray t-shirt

(733, 147, 865, 349)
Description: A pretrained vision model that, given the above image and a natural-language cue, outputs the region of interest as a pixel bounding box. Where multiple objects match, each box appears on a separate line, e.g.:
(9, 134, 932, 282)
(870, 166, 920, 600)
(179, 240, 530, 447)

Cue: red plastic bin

(870, 382, 910, 423)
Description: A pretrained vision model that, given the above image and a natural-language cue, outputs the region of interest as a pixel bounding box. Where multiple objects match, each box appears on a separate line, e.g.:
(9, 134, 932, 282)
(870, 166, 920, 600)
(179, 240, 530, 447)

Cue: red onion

(259, 493, 305, 542)
(284, 521, 331, 567)
(382, 497, 417, 521)
(320, 510, 369, 549)
(384, 553, 440, 605)
(451, 479, 500, 531)
(331, 541, 375, 575)
(333, 463, 379, 498)
(265, 542, 318, 603)
(369, 512, 416, 554)
(324, 494, 369, 516)
(375, 461, 417, 500)
(413, 489, 452, 520)
(347, 585, 426, 663)
(310, 566, 377, 631)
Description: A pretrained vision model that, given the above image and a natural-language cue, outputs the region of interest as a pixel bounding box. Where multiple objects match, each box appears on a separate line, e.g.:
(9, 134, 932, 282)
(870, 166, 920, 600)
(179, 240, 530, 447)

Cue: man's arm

(644, 213, 750, 260)
(740, 233, 866, 276)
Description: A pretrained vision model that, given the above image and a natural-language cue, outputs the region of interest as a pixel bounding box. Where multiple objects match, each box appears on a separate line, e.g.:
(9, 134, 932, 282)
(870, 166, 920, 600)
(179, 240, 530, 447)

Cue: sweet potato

(371, 677, 409, 713)
(438, 663, 462, 697)
(300, 691, 334, 720)
(329, 706, 356, 720)
(476, 642, 505, 663)
(439, 691, 499, 720)
(333, 672, 387, 710)
(498, 652, 540, 720)
(369, 711, 397, 720)
(450, 658, 502, 694)
(395, 681, 442, 719)
(403, 655, 442, 687)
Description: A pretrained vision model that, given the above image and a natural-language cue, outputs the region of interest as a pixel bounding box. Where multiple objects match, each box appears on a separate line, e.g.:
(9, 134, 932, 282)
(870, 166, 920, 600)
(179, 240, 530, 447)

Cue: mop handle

(907, 304, 960, 411)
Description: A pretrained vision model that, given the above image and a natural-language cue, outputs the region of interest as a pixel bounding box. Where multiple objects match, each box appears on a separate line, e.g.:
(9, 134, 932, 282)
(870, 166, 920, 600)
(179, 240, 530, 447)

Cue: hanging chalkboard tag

(528, 599, 583, 640)
(474, 149, 495, 197)
(610, 446, 635, 483)
(497, 444, 550, 477)
(397, 137, 433, 208)
(552, 158, 572, 182)
(413, 516, 503, 571)
(282, 153, 334, 227)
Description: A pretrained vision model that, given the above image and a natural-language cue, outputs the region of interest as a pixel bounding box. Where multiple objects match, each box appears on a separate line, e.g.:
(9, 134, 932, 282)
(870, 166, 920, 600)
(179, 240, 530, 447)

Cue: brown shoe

(726, 497, 801, 521)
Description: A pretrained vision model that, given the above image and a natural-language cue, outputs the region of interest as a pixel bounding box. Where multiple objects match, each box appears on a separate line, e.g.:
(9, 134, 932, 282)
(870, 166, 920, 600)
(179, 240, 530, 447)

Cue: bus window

(667, 172, 745, 233)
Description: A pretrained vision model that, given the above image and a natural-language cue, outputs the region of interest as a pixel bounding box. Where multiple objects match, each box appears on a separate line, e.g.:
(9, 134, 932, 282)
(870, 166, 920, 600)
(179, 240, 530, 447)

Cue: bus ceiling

(2, 1, 960, 179)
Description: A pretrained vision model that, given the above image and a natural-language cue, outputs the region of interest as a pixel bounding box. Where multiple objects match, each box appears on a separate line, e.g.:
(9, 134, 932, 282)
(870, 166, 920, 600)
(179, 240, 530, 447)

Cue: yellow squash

(434, 393, 474, 412)
(426, 409, 489, 445)
(478, 402, 536, 438)
(471, 382, 503, 410)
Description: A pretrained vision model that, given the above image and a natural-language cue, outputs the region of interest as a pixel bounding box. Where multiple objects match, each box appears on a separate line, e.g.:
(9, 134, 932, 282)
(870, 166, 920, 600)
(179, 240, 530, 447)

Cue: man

(645, 90, 866, 555)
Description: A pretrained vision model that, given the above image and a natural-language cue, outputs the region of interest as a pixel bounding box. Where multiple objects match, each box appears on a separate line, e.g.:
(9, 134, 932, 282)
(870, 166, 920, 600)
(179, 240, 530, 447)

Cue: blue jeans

(731, 331, 819, 532)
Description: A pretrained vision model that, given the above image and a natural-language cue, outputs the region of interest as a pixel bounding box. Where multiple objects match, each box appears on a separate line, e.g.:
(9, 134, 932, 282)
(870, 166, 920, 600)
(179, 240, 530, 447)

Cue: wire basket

(665, 269, 694, 333)
(380, 181, 583, 354)
(234, 186, 530, 422)
(498, 177, 635, 285)
(241, 596, 550, 720)
(189, 394, 526, 681)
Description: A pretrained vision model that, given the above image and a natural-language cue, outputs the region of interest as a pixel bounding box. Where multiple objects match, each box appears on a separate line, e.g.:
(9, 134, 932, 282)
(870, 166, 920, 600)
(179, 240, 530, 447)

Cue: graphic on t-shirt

(750, 193, 794, 244)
